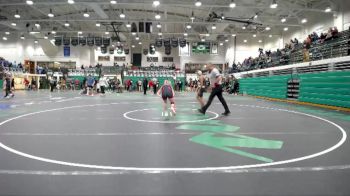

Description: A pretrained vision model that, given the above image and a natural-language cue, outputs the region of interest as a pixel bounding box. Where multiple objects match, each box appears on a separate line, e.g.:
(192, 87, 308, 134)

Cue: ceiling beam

(87, 3, 109, 19)
(0, 2, 334, 13)
(3, 19, 302, 27)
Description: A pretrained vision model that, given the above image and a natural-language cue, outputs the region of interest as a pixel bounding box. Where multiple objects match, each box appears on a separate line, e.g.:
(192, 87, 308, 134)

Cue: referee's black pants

(202, 85, 230, 113)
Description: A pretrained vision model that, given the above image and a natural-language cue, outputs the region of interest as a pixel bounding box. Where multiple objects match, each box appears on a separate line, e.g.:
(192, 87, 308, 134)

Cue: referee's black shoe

(222, 111, 231, 116)
(198, 109, 205, 115)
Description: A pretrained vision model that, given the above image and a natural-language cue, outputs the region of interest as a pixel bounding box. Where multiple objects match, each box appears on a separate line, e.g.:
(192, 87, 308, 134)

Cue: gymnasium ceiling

(0, 0, 341, 43)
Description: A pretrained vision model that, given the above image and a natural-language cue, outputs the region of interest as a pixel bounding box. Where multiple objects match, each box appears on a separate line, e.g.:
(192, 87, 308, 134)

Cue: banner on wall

(109, 47, 114, 54)
(163, 38, 171, 47)
(211, 42, 218, 54)
(179, 38, 187, 48)
(101, 46, 107, 54)
(192, 42, 210, 54)
(171, 38, 178, 47)
(103, 38, 110, 46)
(87, 37, 94, 46)
(79, 37, 86, 46)
(71, 37, 78, 46)
(179, 42, 190, 56)
(54, 37, 62, 46)
(155, 39, 163, 47)
(63, 37, 70, 46)
(165, 46, 171, 55)
(64, 46, 70, 57)
(95, 37, 102, 46)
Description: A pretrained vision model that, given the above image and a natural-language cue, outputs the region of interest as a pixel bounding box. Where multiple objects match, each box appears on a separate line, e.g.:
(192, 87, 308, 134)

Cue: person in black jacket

(142, 77, 148, 95)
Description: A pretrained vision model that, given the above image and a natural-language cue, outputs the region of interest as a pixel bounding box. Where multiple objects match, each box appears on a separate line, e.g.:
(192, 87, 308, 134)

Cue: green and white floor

(0, 90, 349, 195)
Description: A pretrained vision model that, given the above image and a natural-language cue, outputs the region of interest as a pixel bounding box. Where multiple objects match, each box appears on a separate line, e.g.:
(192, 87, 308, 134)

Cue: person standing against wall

(196, 70, 206, 108)
(198, 64, 230, 116)
(142, 77, 148, 95)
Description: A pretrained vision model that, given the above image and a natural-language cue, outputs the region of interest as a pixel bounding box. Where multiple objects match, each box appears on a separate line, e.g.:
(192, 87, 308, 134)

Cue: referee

(198, 64, 230, 116)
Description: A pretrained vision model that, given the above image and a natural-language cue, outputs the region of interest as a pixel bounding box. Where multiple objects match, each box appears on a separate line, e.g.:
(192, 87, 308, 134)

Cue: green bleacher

(239, 75, 291, 99)
(298, 71, 350, 108)
(240, 71, 350, 108)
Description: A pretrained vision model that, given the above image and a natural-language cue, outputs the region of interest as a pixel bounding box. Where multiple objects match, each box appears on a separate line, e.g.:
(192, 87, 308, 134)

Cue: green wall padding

(0, 80, 3, 89)
(298, 71, 350, 108)
(239, 71, 350, 108)
(239, 75, 291, 99)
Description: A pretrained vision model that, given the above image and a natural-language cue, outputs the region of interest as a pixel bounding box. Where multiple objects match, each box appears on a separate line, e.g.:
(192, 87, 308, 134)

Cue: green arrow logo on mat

(176, 120, 283, 163)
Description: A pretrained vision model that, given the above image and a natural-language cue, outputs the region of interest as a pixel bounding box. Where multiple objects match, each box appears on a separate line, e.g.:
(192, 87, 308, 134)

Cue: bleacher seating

(235, 29, 350, 73)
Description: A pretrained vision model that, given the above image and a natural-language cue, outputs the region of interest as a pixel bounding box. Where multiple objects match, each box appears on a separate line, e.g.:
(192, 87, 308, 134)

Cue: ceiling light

(301, 18, 307, 24)
(2, 37, 7, 40)
(283, 27, 288, 31)
(265, 26, 271, 31)
(105, 31, 109, 35)
(120, 12, 126, 18)
(258, 40, 262, 43)
(30, 31, 39, 34)
(205, 33, 210, 37)
(132, 32, 136, 35)
(155, 13, 161, 20)
(83, 10, 90, 18)
(126, 23, 132, 28)
(34, 40, 38, 44)
(219, 43, 224, 46)
(78, 31, 82, 34)
(270, 0, 278, 8)
(131, 45, 135, 48)
(5, 32, 10, 35)
(325, 7, 331, 13)
(195, 0, 202, 7)
(135, 37, 140, 40)
(201, 38, 205, 42)
(242, 26, 246, 30)
(229, 0, 236, 8)
(212, 24, 216, 30)
(186, 24, 192, 29)
(269, 34, 272, 38)
(14, 10, 20, 18)
(225, 39, 229, 42)
(138, 42, 142, 45)
(35, 23, 40, 27)
(281, 18, 286, 23)
(190, 11, 195, 21)
(110, 0, 117, 4)
(48, 9, 54, 17)
(158, 32, 162, 36)
(64, 22, 70, 27)
(244, 40, 247, 43)
(20, 35, 25, 40)
(156, 23, 161, 28)
(96, 23, 101, 27)
(254, 14, 258, 19)
(26, 0, 33, 5)
(184, 33, 188, 36)
(153, 1, 160, 7)
(51, 31, 56, 34)
(11, 23, 16, 26)
(44, 36, 48, 39)
(232, 34, 236, 37)
(253, 34, 256, 37)
(67, 0, 74, 4)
